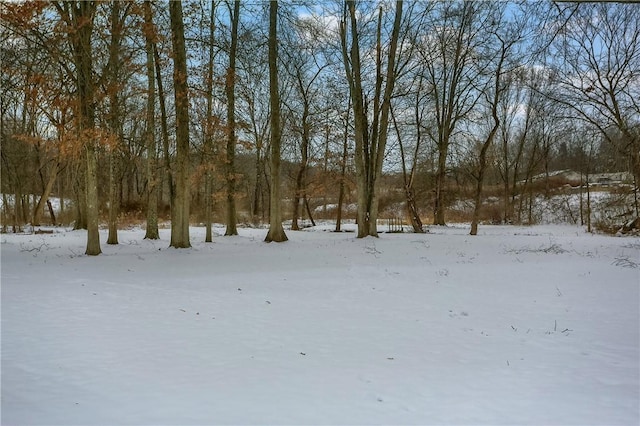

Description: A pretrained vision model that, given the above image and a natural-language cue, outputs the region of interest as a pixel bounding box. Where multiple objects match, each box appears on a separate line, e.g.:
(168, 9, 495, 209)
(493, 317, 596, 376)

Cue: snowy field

(1, 223, 639, 425)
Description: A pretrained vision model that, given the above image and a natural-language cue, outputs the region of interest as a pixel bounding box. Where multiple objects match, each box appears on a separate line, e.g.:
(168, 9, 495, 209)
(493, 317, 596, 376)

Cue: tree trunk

(469, 162, 486, 236)
(433, 145, 448, 226)
(341, 1, 403, 238)
(510, 90, 534, 224)
(107, 151, 119, 244)
(517, 140, 538, 225)
(503, 141, 510, 224)
(46, 200, 56, 225)
(154, 45, 174, 211)
(304, 196, 316, 227)
(291, 173, 303, 230)
(73, 162, 87, 230)
(633, 172, 639, 218)
(59, 170, 65, 216)
(392, 101, 424, 234)
(84, 143, 101, 255)
(32, 163, 59, 226)
(65, 1, 100, 255)
(265, 1, 287, 243)
(291, 105, 310, 231)
(253, 145, 264, 221)
(84, 85, 100, 250)
(335, 97, 351, 232)
(2, 193, 8, 233)
(169, 0, 191, 248)
(585, 148, 592, 233)
(586, 174, 591, 233)
(368, 2, 403, 236)
(203, 1, 216, 242)
(471, 44, 505, 236)
(224, 0, 240, 236)
(342, 1, 369, 237)
(107, 1, 124, 246)
(143, 0, 159, 240)
(13, 190, 23, 233)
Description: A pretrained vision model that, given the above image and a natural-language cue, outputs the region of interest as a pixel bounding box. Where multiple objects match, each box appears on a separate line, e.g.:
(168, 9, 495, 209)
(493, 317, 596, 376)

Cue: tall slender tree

(143, 0, 159, 240)
(203, 0, 217, 242)
(291, 58, 326, 231)
(340, 0, 404, 238)
(548, 3, 640, 199)
(169, 0, 191, 248)
(52, 1, 101, 255)
(265, 0, 288, 242)
(419, 1, 488, 226)
(470, 5, 530, 235)
(106, 1, 127, 245)
(224, 0, 240, 236)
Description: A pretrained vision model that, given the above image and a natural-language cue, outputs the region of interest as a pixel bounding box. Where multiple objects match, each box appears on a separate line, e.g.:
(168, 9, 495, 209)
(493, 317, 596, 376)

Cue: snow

(0, 195, 71, 213)
(1, 223, 639, 425)
(313, 203, 357, 214)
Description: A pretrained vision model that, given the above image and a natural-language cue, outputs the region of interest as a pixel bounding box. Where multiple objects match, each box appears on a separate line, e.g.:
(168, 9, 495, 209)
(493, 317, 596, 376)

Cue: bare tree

(202, 0, 217, 242)
(547, 3, 640, 219)
(51, 1, 101, 254)
(281, 15, 329, 231)
(2, 2, 74, 230)
(340, 0, 404, 238)
(234, 19, 270, 224)
(496, 70, 525, 224)
(265, 0, 288, 242)
(143, 0, 160, 240)
(335, 95, 352, 233)
(224, 0, 240, 236)
(169, 0, 191, 248)
(418, 1, 489, 226)
(391, 99, 425, 233)
(470, 5, 531, 235)
(106, 1, 129, 245)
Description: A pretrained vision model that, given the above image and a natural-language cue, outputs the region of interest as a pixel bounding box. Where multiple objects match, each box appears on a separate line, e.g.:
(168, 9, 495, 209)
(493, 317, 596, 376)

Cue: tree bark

(471, 40, 507, 236)
(46, 200, 56, 225)
(107, 1, 124, 245)
(291, 99, 310, 231)
(154, 44, 173, 206)
(203, 1, 216, 242)
(84, 143, 101, 255)
(64, 1, 100, 255)
(422, 2, 483, 227)
(143, 0, 159, 240)
(224, 0, 240, 236)
(32, 163, 59, 226)
(433, 146, 448, 226)
(392, 104, 424, 233)
(341, 1, 368, 237)
(14, 190, 23, 233)
(253, 143, 265, 221)
(502, 132, 510, 223)
(169, 0, 191, 248)
(72, 162, 87, 230)
(265, 0, 288, 243)
(341, 1, 403, 238)
(335, 97, 351, 233)
(107, 151, 119, 244)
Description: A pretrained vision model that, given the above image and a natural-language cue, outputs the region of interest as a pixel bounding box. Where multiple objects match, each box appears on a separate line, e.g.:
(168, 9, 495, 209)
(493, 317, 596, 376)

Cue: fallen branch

(612, 257, 638, 269)
(19, 240, 50, 253)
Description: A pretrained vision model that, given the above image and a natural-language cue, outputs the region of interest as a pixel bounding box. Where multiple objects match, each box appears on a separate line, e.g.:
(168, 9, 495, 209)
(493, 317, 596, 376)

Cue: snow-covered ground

(1, 223, 639, 425)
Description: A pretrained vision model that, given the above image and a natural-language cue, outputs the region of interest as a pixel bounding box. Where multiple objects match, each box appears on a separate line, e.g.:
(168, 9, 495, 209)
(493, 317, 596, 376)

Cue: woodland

(1, 1, 639, 254)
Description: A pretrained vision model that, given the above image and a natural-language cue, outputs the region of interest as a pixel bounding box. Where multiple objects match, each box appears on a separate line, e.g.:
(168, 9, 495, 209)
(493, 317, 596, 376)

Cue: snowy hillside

(1, 224, 639, 425)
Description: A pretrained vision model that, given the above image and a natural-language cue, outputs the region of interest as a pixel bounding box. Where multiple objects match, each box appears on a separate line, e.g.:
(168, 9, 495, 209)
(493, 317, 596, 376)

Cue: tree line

(1, 1, 638, 254)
